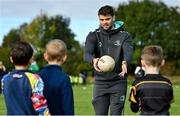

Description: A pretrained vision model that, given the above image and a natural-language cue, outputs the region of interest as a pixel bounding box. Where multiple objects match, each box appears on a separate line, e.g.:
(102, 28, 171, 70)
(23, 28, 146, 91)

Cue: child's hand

(44, 109, 50, 116)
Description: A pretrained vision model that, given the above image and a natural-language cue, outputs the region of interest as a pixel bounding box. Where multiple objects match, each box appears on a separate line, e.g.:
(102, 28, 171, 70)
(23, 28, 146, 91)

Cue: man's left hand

(119, 61, 127, 77)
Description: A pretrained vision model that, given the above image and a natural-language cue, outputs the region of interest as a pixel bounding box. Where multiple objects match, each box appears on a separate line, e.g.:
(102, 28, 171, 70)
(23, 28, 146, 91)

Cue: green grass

(0, 95, 6, 115)
(73, 84, 180, 115)
(0, 84, 180, 115)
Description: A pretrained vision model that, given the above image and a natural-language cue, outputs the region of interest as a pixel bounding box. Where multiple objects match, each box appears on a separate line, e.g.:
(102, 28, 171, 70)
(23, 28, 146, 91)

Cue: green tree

(2, 29, 21, 47)
(0, 14, 88, 75)
(0, 47, 13, 71)
(115, 0, 180, 75)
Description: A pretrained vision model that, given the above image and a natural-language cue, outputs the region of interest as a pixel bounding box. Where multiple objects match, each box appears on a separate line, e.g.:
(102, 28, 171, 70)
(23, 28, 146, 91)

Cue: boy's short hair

(45, 39, 67, 61)
(141, 45, 163, 67)
(98, 5, 115, 16)
(10, 41, 33, 65)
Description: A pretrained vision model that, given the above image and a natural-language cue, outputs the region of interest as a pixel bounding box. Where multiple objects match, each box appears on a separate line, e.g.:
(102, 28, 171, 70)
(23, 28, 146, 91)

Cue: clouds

(1, 0, 179, 23)
(0, 0, 179, 45)
(0, 0, 123, 20)
(0, 0, 126, 44)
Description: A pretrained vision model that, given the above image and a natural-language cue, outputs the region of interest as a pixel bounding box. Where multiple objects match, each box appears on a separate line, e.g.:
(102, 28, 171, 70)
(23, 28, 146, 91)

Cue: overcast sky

(0, 0, 179, 45)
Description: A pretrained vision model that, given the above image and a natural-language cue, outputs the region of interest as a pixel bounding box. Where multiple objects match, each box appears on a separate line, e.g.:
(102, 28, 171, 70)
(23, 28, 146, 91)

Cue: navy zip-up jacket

(39, 64, 74, 115)
(84, 21, 133, 82)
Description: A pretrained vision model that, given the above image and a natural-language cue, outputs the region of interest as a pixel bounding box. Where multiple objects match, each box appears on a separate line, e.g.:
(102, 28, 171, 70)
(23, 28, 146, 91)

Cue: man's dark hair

(98, 5, 115, 16)
(10, 41, 33, 65)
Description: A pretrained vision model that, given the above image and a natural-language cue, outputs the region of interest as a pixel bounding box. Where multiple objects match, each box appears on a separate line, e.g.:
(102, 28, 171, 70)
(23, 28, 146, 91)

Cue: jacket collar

(99, 21, 124, 35)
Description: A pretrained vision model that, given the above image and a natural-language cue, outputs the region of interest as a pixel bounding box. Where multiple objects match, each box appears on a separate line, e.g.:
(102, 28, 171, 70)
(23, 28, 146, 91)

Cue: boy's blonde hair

(45, 39, 67, 61)
(141, 45, 163, 67)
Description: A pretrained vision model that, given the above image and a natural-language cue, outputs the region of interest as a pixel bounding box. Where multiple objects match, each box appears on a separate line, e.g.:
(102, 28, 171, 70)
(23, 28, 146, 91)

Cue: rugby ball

(97, 55, 115, 72)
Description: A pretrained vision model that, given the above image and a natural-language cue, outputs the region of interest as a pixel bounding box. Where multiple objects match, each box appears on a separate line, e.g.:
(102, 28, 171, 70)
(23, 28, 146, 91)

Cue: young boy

(129, 45, 174, 115)
(1, 41, 49, 115)
(39, 39, 74, 115)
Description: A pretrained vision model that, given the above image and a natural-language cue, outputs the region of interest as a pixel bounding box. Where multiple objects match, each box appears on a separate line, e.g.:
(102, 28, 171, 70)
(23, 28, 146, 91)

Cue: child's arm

(25, 73, 50, 115)
(169, 84, 174, 103)
(130, 101, 139, 113)
(129, 86, 140, 113)
(60, 76, 74, 115)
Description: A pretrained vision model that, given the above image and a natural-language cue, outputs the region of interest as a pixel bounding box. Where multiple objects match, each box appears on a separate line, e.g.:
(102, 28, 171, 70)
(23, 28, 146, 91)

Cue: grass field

(0, 84, 180, 115)
(73, 84, 180, 115)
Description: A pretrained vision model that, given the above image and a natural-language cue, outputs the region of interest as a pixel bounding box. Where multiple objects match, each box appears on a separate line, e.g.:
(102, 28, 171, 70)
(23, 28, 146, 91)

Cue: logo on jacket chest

(98, 42, 102, 47)
(98, 40, 121, 47)
(114, 40, 121, 46)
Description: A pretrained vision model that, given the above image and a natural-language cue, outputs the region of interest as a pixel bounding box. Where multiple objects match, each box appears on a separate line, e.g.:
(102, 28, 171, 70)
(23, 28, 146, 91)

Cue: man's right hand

(93, 58, 102, 72)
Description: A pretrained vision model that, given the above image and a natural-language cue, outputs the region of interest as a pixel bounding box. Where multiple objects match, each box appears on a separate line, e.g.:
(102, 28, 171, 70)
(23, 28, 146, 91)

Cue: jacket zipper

(108, 35, 110, 55)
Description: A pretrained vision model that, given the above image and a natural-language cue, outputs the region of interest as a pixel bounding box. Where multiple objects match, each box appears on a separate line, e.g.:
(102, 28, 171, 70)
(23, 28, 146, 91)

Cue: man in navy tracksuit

(84, 5, 133, 115)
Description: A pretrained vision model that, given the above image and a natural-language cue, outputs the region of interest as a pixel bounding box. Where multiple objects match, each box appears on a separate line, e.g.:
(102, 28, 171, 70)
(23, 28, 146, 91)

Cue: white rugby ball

(97, 55, 115, 72)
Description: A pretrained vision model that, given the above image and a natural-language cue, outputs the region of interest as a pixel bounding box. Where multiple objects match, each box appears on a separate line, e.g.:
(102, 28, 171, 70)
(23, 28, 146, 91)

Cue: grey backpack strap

(95, 29, 103, 56)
